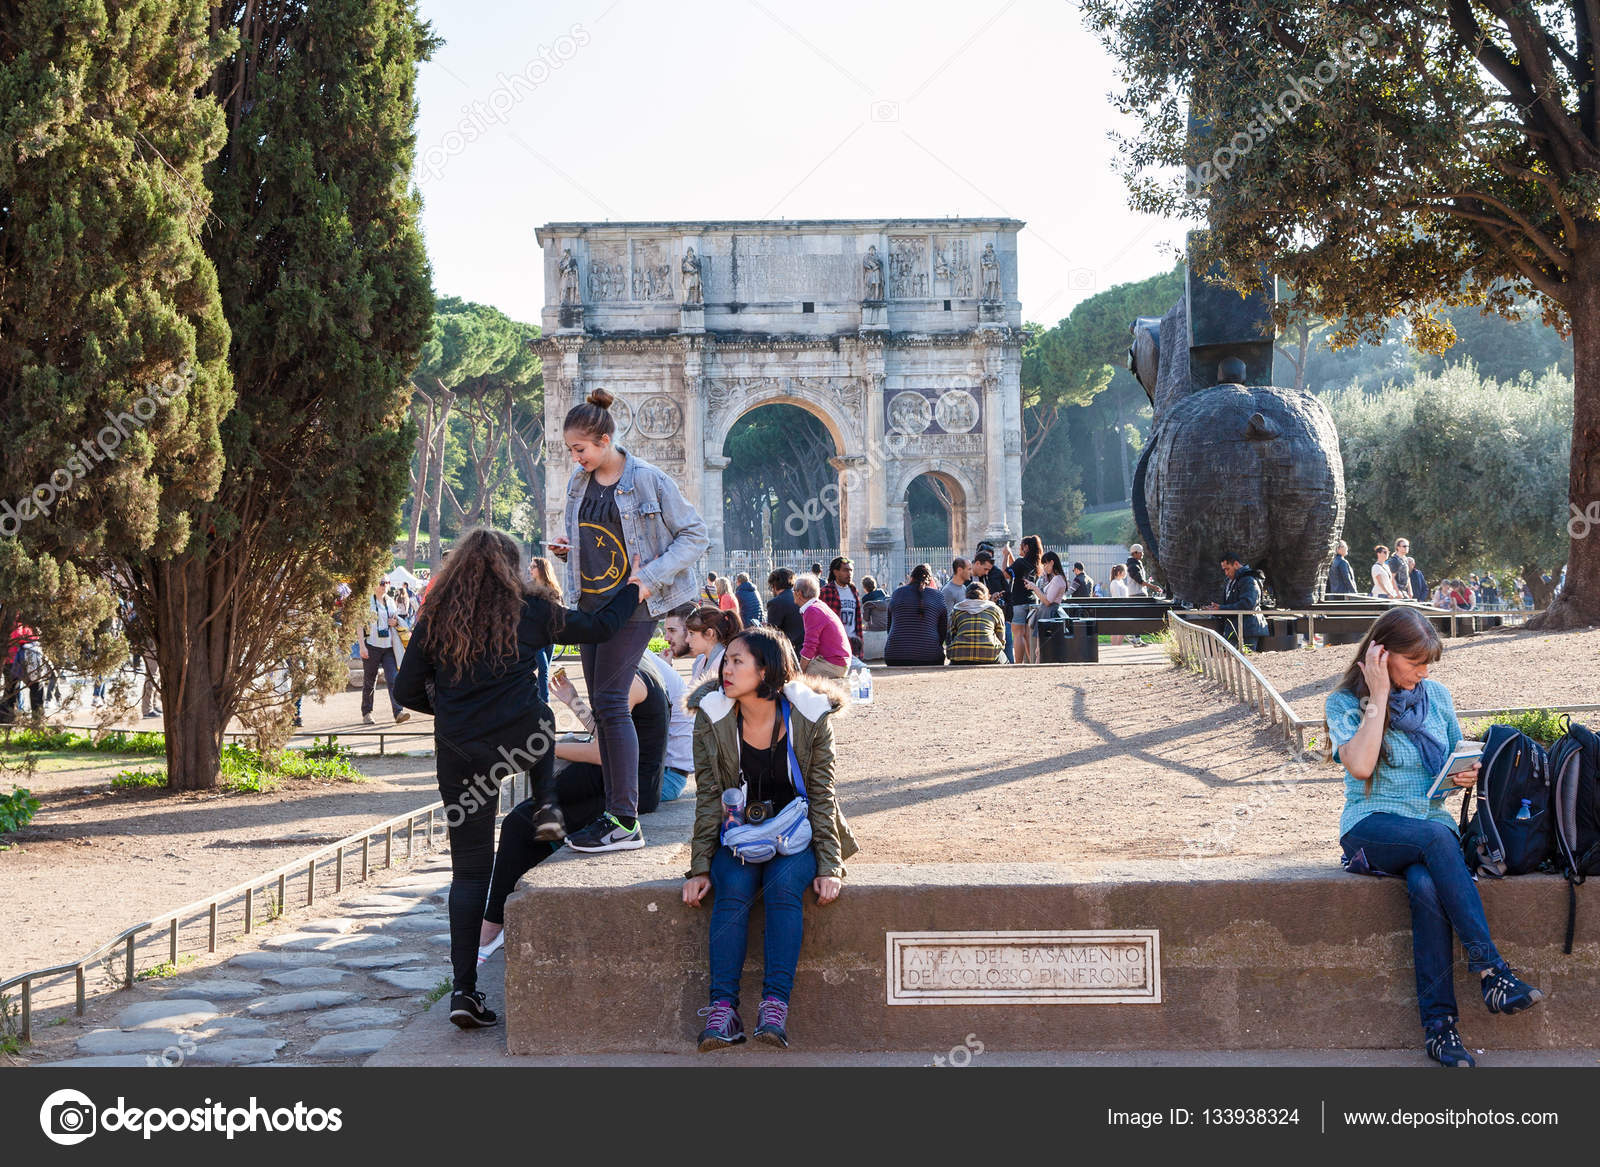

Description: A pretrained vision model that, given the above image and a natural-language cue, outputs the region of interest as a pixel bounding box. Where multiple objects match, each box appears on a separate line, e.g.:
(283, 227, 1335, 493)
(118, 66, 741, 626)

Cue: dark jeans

(361, 644, 401, 718)
(708, 845, 817, 1007)
(1340, 812, 1506, 1030)
(578, 617, 656, 820)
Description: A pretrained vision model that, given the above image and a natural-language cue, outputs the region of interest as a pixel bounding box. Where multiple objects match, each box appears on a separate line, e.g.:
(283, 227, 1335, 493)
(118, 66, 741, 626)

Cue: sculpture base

(679, 304, 705, 334)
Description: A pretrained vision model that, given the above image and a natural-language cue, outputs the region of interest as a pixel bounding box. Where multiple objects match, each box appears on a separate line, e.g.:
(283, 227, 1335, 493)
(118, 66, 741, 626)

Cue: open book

(1425, 741, 1485, 799)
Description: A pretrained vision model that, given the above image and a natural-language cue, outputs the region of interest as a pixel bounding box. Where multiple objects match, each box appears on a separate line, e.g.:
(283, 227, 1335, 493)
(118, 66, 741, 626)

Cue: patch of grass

(136, 954, 197, 981)
(1463, 708, 1569, 747)
(111, 768, 167, 791)
(0, 727, 164, 756)
(424, 977, 452, 1005)
(302, 735, 352, 762)
(0, 992, 25, 1054)
(0, 787, 39, 832)
(1071, 506, 1135, 544)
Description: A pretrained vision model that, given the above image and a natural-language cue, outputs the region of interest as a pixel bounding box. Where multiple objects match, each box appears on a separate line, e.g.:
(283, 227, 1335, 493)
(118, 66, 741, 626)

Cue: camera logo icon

(869, 100, 900, 122)
(40, 1088, 97, 1146)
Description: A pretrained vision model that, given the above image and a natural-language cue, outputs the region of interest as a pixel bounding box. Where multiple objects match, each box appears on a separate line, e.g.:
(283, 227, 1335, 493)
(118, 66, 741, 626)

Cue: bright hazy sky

(410, 0, 1184, 328)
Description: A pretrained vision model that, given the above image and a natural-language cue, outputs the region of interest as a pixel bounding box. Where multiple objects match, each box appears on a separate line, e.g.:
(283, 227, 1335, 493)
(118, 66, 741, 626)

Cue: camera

(51, 1102, 95, 1137)
(745, 799, 776, 824)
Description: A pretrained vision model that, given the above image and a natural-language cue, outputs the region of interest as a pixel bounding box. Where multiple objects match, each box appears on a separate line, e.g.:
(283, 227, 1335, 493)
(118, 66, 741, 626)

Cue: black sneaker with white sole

(1481, 966, 1544, 1015)
(565, 812, 644, 853)
(449, 990, 498, 1029)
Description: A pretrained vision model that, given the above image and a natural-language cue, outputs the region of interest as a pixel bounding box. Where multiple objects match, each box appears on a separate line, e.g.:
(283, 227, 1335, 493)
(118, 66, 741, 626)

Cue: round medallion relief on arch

(887, 391, 933, 436)
(935, 389, 980, 434)
(634, 395, 682, 439)
(604, 394, 634, 436)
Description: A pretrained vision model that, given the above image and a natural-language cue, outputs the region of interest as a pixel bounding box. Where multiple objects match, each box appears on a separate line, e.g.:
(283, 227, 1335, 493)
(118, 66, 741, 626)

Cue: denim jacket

(562, 448, 709, 617)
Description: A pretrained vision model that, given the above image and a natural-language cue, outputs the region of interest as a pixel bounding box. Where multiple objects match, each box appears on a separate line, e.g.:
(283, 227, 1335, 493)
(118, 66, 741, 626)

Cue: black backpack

(1549, 719, 1600, 952)
(1459, 724, 1553, 879)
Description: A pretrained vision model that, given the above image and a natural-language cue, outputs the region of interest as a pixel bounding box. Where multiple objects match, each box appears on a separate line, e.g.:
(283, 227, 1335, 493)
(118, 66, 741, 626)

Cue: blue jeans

(534, 645, 553, 707)
(578, 615, 656, 820)
(1340, 813, 1506, 1030)
(1002, 620, 1014, 663)
(660, 766, 690, 802)
(708, 845, 817, 1006)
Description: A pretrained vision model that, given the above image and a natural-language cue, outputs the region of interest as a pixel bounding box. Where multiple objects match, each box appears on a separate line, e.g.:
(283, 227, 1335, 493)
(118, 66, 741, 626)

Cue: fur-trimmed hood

(686, 672, 846, 722)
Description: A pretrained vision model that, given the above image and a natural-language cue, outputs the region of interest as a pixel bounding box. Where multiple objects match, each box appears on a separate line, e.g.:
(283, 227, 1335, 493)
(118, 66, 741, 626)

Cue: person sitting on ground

(941, 558, 972, 612)
(1325, 606, 1543, 1068)
(794, 573, 851, 678)
(682, 627, 856, 1051)
(392, 528, 640, 1029)
(946, 581, 1005, 665)
(686, 605, 742, 686)
(478, 653, 672, 967)
(700, 571, 719, 606)
(658, 603, 695, 666)
(859, 575, 890, 661)
(1205, 552, 1267, 651)
(734, 571, 763, 628)
(884, 563, 949, 667)
(764, 568, 806, 659)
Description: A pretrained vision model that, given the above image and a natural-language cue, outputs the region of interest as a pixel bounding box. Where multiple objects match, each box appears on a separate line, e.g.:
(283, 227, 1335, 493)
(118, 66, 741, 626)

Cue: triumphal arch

(534, 219, 1025, 576)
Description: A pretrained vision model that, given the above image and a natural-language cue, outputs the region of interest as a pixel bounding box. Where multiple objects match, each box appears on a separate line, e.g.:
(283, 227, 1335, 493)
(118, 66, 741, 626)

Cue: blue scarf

(1387, 683, 1448, 777)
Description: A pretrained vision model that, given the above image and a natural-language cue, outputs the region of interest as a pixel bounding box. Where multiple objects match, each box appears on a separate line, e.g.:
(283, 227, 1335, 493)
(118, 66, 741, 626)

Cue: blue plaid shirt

(1325, 679, 1464, 839)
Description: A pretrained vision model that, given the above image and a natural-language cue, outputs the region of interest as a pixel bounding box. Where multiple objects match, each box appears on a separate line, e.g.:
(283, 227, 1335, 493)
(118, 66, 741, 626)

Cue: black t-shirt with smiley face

(577, 478, 631, 612)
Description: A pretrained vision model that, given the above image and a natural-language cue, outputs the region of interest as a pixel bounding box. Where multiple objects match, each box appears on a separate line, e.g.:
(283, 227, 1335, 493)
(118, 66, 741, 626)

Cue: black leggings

(484, 761, 612, 925)
(436, 716, 554, 994)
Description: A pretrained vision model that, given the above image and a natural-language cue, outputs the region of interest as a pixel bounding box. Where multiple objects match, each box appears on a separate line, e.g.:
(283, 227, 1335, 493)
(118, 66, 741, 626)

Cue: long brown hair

(417, 528, 533, 681)
(529, 556, 563, 604)
(1334, 607, 1444, 793)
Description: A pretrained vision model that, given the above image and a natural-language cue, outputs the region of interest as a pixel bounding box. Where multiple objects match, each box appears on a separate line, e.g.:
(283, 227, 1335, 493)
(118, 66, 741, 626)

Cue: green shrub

(0, 787, 39, 832)
(302, 735, 352, 762)
(1463, 708, 1569, 747)
(111, 769, 167, 790)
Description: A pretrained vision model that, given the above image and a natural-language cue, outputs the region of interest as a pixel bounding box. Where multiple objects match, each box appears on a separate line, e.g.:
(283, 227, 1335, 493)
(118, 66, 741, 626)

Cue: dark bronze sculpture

(1127, 238, 1345, 608)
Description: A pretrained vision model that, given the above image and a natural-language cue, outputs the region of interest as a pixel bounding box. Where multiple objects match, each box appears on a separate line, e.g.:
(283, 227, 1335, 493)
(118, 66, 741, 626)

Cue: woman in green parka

(682, 625, 858, 1052)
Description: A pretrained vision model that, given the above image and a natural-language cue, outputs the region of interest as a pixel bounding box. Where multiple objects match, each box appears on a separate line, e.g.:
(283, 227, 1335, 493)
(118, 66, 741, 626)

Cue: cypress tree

(119, 0, 436, 789)
(0, 1, 235, 714)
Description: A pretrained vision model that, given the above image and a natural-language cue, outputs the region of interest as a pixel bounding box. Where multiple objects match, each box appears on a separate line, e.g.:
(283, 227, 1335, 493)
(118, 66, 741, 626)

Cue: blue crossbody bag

(721, 698, 813, 864)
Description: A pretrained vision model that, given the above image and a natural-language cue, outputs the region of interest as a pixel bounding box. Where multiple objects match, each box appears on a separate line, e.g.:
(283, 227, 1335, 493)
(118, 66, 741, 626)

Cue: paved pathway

(33, 856, 457, 1067)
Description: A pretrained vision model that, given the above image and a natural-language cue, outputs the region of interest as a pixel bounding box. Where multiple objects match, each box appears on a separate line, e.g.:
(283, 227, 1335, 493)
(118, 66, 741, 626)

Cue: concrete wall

(503, 861, 1600, 1053)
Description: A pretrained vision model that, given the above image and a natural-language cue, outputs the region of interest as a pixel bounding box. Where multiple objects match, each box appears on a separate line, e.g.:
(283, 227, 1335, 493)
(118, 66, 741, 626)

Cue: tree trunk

(406, 395, 434, 570)
(1114, 397, 1133, 503)
(1529, 281, 1600, 629)
(156, 552, 225, 791)
(1522, 562, 1558, 611)
(426, 388, 454, 572)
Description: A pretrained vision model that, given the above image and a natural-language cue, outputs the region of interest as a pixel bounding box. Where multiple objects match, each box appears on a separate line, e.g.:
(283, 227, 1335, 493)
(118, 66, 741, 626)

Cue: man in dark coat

(764, 568, 806, 658)
(1326, 540, 1357, 596)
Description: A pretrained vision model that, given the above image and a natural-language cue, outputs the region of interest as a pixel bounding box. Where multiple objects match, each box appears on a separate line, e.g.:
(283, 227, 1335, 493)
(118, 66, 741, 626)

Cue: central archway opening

(903, 470, 967, 566)
(722, 403, 842, 569)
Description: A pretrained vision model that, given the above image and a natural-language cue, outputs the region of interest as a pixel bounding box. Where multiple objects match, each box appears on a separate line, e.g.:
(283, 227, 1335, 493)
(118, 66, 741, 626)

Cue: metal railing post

(208, 902, 217, 953)
(245, 887, 254, 934)
(20, 981, 30, 1043)
(169, 918, 178, 966)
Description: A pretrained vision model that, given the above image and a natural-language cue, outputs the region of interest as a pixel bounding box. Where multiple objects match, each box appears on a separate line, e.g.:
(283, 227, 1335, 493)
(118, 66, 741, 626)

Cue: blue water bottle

(1515, 798, 1532, 821)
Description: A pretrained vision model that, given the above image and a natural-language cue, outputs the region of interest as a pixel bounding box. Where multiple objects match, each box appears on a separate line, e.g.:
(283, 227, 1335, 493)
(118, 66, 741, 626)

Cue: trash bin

(1035, 619, 1069, 663)
(1068, 618, 1099, 663)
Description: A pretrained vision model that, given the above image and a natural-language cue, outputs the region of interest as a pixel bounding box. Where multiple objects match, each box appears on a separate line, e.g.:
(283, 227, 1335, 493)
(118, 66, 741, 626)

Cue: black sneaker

(1424, 1021, 1475, 1067)
(449, 990, 498, 1029)
(1481, 966, 1544, 1015)
(533, 802, 566, 843)
(753, 996, 789, 1048)
(565, 812, 644, 853)
(696, 1000, 744, 1051)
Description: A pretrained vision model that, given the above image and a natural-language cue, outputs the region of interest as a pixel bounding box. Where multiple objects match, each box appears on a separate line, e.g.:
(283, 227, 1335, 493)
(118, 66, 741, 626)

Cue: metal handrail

(1165, 612, 1320, 753)
(1167, 611, 1597, 758)
(0, 771, 532, 1043)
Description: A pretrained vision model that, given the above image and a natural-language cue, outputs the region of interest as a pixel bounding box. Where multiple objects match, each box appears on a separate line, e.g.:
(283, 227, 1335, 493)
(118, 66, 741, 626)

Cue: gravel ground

(1246, 625, 1600, 719)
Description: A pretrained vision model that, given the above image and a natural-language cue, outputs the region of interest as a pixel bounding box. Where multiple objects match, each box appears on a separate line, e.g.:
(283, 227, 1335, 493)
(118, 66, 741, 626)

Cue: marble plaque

(886, 930, 1160, 1006)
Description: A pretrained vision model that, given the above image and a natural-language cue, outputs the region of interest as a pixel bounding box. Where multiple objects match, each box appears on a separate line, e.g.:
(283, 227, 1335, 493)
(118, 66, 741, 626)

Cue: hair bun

(586, 388, 614, 410)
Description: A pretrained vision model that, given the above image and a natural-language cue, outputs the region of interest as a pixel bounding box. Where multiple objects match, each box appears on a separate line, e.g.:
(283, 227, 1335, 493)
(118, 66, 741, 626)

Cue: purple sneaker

(753, 996, 789, 1048)
(696, 1000, 744, 1051)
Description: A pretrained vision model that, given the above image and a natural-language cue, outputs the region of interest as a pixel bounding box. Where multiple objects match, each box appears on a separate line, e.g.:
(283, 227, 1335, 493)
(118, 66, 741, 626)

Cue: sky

(410, 0, 1185, 328)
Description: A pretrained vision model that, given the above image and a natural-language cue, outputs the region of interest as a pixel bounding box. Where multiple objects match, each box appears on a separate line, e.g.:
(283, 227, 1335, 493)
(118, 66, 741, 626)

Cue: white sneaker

(393, 710, 410, 724)
(477, 931, 505, 966)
